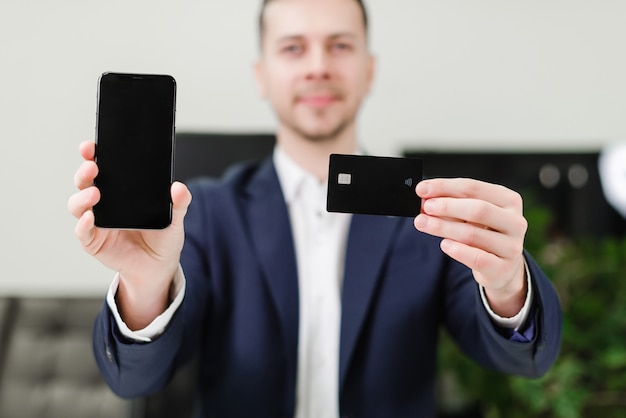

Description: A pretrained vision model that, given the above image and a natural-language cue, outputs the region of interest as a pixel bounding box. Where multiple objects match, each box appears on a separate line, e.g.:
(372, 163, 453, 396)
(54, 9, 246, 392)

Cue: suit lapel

(339, 214, 402, 388)
(241, 159, 402, 398)
(244, 160, 300, 395)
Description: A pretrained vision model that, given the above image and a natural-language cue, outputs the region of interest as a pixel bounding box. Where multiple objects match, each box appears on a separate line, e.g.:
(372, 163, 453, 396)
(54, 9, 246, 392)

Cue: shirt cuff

(105, 265, 186, 343)
(479, 259, 533, 332)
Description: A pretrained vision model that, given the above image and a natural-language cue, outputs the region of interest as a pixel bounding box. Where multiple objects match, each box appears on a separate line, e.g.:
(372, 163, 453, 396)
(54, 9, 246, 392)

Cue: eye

(331, 42, 353, 52)
(282, 44, 304, 55)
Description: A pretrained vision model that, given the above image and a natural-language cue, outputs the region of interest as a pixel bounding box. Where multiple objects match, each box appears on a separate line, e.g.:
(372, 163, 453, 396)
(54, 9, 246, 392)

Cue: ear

(365, 53, 376, 95)
(254, 59, 267, 99)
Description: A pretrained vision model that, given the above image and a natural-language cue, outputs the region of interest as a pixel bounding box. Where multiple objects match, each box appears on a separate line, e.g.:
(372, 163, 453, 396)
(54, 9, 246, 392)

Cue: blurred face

(256, 0, 375, 143)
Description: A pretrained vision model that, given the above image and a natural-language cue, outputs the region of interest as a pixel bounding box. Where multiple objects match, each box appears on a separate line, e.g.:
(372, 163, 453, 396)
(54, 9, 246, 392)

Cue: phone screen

(94, 72, 176, 229)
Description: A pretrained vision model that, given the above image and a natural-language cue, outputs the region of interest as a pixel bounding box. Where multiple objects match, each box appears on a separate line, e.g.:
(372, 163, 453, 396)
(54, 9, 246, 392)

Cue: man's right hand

(67, 141, 192, 330)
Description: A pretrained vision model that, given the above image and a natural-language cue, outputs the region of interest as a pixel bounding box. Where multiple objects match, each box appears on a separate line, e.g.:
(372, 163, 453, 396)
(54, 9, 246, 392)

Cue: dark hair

(258, 0, 369, 45)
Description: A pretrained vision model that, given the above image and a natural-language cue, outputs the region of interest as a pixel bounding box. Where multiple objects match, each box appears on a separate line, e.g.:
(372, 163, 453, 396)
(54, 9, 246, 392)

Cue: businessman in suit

(68, 0, 561, 416)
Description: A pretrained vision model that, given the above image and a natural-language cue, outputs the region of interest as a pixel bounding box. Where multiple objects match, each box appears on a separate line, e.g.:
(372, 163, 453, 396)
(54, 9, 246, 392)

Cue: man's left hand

(414, 178, 528, 317)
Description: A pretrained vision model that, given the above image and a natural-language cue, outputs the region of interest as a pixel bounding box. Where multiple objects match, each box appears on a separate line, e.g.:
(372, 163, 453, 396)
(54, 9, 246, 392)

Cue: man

(68, 0, 561, 416)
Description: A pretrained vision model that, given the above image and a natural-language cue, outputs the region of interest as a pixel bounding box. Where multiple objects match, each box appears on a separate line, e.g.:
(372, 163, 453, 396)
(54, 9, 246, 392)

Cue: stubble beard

(282, 106, 355, 144)
(281, 85, 358, 143)
(292, 119, 351, 143)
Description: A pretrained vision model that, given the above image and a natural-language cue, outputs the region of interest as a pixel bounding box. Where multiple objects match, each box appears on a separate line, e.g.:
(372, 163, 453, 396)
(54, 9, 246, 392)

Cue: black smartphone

(326, 154, 423, 217)
(93, 72, 176, 229)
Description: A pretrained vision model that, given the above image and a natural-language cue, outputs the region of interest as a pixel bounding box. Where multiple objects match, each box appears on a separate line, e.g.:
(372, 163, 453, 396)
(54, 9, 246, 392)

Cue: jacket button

(105, 344, 114, 362)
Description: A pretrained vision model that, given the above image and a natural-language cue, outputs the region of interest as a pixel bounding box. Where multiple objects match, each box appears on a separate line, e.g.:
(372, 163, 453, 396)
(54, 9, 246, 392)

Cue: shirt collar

(273, 144, 362, 205)
(273, 145, 315, 205)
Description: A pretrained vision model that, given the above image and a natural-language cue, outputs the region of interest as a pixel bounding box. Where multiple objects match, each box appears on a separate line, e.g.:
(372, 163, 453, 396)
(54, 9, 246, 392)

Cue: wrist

(483, 260, 527, 318)
(116, 270, 175, 330)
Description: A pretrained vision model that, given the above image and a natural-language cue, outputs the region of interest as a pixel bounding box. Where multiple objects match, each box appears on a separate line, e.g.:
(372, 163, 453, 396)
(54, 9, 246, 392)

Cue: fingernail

(424, 199, 437, 214)
(415, 214, 428, 229)
(416, 182, 430, 197)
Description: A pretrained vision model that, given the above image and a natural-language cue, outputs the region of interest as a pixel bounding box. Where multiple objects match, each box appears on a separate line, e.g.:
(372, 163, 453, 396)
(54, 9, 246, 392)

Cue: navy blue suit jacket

(93, 158, 562, 417)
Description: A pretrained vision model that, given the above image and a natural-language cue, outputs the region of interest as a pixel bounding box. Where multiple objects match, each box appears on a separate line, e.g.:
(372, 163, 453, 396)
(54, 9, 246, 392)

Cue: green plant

(437, 194, 626, 417)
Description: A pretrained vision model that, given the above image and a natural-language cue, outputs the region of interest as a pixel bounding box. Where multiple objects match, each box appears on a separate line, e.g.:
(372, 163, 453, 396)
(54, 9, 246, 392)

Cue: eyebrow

(275, 32, 358, 44)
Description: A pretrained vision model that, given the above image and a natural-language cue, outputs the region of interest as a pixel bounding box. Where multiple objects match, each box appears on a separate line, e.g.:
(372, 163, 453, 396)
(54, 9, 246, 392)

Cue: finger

(438, 239, 513, 286)
(416, 178, 523, 211)
(415, 213, 522, 259)
(79, 140, 96, 161)
(170, 181, 192, 227)
(74, 160, 99, 190)
(74, 209, 97, 250)
(67, 186, 100, 219)
(422, 197, 527, 236)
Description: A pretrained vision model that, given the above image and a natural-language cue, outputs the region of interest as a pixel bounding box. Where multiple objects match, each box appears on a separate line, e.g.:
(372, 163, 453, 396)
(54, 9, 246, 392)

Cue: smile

(297, 95, 338, 108)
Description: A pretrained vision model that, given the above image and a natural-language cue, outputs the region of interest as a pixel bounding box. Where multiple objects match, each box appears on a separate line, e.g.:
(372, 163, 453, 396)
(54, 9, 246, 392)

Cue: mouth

(296, 93, 340, 108)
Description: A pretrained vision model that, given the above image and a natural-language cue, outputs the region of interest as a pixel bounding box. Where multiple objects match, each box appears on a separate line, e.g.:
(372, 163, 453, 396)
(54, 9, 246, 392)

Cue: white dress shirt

(273, 147, 351, 418)
(107, 146, 533, 418)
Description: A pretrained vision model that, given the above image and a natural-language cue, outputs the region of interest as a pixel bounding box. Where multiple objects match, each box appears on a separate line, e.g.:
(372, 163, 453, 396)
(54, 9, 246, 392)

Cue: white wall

(1, 0, 625, 296)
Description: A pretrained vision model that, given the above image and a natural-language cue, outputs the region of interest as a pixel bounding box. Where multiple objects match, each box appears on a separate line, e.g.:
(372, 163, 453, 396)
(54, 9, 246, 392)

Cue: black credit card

(326, 154, 423, 217)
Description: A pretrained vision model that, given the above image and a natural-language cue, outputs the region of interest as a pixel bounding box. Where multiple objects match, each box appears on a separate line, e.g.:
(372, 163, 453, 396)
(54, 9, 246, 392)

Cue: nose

(304, 45, 331, 81)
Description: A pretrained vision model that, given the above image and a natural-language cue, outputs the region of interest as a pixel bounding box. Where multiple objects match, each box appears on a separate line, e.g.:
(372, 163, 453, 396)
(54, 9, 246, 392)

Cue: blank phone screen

(94, 72, 176, 229)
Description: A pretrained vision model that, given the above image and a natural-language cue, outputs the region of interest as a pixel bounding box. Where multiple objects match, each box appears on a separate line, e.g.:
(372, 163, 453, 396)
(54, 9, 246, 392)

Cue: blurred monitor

(403, 149, 626, 239)
(174, 132, 275, 182)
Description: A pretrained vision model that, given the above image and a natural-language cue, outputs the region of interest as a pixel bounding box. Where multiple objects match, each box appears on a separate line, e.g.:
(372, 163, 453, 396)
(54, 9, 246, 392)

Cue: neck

(276, 124, 358, 182)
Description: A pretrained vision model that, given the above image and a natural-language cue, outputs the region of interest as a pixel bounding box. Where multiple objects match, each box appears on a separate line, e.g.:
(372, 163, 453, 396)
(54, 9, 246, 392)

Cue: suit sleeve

(444, 250, 562, 378)
(92, 300, 186, 398)
(92, 179, 216, 397)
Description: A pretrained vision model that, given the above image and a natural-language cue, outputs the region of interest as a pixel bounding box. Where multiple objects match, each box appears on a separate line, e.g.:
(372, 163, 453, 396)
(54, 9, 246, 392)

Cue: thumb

(170, 181, 192, 227)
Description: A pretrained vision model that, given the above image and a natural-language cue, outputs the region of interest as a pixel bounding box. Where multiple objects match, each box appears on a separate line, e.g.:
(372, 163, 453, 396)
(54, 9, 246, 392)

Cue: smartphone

(93, 72, 176, 229)
(326, 154, 423, 217)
